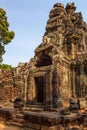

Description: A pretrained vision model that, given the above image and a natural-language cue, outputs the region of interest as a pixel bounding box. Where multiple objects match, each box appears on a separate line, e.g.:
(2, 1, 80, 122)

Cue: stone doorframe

(27, 67, 53, 108)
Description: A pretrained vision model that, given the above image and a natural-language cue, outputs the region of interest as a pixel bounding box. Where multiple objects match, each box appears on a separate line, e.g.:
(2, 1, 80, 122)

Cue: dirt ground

(0, 123, 21, 130)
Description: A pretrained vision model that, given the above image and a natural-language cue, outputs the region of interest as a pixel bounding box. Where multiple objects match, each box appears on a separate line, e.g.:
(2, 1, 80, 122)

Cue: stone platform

(0, 108, 87, 130)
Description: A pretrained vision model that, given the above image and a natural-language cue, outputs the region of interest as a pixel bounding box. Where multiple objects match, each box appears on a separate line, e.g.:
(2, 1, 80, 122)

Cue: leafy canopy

(0, 8, 15, 63)
(0, 63, 12, 70)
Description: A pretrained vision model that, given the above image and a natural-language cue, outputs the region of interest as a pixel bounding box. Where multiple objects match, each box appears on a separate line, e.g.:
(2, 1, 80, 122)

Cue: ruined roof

(33, 2, 87, 67)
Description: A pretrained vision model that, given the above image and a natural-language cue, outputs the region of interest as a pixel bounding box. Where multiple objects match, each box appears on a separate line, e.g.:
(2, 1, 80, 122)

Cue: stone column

(80, 64, 86, 97)
(71, 43, 75, 59)
(27, 73, 34, 103)
(45, 69, 53, 109)
(72, 65, 76, 97)
(52, 67, 59, 108)
(52, 67, 62, 108)
(24, 75, 28, 103)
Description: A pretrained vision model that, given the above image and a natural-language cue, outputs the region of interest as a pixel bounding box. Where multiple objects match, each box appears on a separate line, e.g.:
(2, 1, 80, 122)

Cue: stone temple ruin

(0, 2, 87, 109)
(28, 2, 87, 109)
(0, 2, 87, 130)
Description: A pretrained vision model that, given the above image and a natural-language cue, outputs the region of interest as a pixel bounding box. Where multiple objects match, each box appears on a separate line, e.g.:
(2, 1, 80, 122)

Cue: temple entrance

(35, 76, 44, 103)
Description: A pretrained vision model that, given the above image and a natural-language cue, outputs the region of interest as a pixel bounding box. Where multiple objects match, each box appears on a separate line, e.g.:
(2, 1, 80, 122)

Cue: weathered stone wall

(0, 62, 30, 107)
(0, 69, 14, 102)
(0, 108, 16, 121)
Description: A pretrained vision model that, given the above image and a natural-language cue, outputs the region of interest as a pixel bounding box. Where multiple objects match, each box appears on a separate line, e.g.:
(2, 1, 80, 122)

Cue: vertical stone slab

(45, 69, 53, 108)
(27, 72, 34, 103)
(23, 75, 28, 102)
(71, 65, 76, 98)
(52, 67, 59, 108)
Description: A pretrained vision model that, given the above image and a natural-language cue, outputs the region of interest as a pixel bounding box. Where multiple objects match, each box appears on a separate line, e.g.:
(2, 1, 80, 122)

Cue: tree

(0, 8, 15, 63)
(0, 63, 12, 70)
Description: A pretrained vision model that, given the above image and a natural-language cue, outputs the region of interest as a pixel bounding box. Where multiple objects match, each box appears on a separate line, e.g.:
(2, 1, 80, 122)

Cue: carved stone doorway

(35, 76, 44, 103)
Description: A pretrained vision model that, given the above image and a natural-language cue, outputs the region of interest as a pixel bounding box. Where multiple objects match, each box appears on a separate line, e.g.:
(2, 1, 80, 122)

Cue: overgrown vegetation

(0, 64, 12, 70)
(0, 8, 15, 63)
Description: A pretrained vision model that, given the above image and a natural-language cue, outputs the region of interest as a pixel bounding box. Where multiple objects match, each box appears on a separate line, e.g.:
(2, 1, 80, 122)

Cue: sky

(0, 0, 87, 67)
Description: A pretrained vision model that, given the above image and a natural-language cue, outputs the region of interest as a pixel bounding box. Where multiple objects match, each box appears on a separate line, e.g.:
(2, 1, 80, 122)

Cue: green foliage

(67, 54, 72, 58)
(0, 8, 15, 63)
(0, 64, 12, 70)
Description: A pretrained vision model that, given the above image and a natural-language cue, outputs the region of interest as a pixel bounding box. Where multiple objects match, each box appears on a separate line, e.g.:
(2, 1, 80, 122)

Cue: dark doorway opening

(35, 76, 44, 103)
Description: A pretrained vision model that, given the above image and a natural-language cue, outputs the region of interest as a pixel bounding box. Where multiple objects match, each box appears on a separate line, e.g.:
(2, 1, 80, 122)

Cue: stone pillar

(27, 73, 34, 103)
(45, 69, 53, 109)
(52, 67, 60, 108)
(80, 64, 86, 97)
(24, 75, 28, 103)
(72, 65, 76, 97)
(71, 43, 75, 59)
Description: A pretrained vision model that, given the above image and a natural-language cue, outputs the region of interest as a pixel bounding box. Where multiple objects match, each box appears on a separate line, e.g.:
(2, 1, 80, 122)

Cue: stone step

(5, 113, 25, 128)
(16, 113, 24, 119)
(26, 103, 44, 107)
(6, 121, 23, 127)
(23, 107, 44, 112)
(12, 117, 25, 123)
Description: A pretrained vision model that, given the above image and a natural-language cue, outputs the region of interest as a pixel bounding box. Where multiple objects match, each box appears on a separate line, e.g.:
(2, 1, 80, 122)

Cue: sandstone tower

(27, 2, 87, 109)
